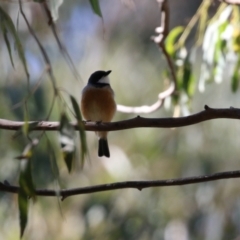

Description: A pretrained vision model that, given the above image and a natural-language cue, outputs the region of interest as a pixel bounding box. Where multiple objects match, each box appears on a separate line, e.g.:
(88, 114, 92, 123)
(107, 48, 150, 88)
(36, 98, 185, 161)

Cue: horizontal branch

(1, 105, 240, 132)
(116, 82, 175, 114)
(117, 100, 163, 114)
(221, 0, 240, 5)
(1, 169, 240, 199)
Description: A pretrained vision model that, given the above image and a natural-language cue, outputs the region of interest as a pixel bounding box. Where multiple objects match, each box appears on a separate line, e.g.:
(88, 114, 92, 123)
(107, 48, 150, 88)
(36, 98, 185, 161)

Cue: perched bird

(81, 70, 116, 157)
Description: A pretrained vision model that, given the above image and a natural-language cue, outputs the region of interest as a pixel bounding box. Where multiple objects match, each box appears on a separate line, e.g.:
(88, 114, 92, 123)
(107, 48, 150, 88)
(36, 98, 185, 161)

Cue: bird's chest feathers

(81, 87, 116, 121)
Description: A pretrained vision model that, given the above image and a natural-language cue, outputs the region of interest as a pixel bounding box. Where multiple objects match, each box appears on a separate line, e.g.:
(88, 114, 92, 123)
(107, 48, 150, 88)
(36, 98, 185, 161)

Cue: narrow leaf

(232, 69, 239, 92)
(0, 18, 14, 67)
(70, 95, 87, 165)
(59, 113, 75, 173)
(47, 138, 60, 182)
(64, 152, 74, 173)
(0, 7, 29, 79)
(182, 58, 195, 97)
(19, 159, 36, 197)
(18, 188, 28, 238)
(23, 111, 29, 137)
(89, 0, 102, 17)
(13, 122, 39, 139)
(15, 139, 39, 161)
(70, 95, 82, 121)
(165, 26, 184, 57)
(231, 57, 240, 92)
(18, 154, 36, 238)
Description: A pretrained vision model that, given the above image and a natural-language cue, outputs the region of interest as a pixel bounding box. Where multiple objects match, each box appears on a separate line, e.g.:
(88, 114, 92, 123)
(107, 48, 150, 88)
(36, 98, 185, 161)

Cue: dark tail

(98, 138, 110, 157)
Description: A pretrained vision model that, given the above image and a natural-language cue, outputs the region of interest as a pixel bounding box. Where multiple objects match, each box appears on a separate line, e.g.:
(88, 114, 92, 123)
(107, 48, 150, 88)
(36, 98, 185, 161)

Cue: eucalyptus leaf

(63, 151, 74, 173)
(0, 7, 29, 79)
(182, 58, 195, 97)
(59, 113, 75, 172)
(231, 56, 240, 92)
(18, 189, 28, 238)
(47, 139, 60, 182)
(0, 18, 14, 67)
(18, 155, 35, 238)
(165, 26, 184, 57)
(15, 139, 39, 160)
(13, 122, 39, 139)
(89, 0, 102, 17)
(70, 95, 87, 165)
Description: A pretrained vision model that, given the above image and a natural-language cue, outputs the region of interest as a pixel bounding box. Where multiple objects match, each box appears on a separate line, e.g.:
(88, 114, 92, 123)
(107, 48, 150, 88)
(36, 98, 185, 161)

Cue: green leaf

(218, 21, 228, 35)
(59, 113, 75, 173)
(231, 56, 240, 92)
(70, 95, 87, 166)
(165, 26, 184, 57)
(0, 18, 14, 67)
(47, 139, 60, 182)
(213, 21, 228, 67)
(13, 122, 39, 139)
(18, 154, 36, 237)
(18, 188, 28, 238)
(13, 122, 38, 140)
(182, 58, 195, 97)
(23, 107, 29, 137)
(89, 0, 102, 17)
(232, 69, 239, 92)
(0, 7, 29, 79)
(70, 95, 83, 121)
(63, 151, 74, 173)
(19, 160, 35, 198)
(15, 138, 39, 160)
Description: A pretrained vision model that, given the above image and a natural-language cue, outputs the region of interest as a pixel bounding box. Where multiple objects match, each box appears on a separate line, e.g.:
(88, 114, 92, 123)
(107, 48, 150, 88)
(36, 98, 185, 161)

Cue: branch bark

(1, 105, 240, 131)
(1, 169, 240, 199)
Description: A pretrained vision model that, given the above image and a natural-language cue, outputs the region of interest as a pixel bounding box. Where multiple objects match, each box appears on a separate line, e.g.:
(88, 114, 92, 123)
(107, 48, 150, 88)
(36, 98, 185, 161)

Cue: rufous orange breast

(81, 85, 116, 122)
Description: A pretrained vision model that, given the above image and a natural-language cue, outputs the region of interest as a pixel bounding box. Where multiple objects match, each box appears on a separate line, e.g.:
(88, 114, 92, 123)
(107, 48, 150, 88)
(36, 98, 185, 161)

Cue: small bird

(81, 70, 116, 157)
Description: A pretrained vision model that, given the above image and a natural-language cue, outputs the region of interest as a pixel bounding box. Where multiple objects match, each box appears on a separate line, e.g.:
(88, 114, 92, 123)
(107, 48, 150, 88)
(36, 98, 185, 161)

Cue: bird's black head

(88, 70, 112, 85)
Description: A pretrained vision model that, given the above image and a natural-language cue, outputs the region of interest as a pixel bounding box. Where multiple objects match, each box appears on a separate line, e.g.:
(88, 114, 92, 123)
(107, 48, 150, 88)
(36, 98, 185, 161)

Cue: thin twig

(154, 0, 176, 86)
(41, 2, 82, 82)
(19, 0, 58, 93)
(1, 169, 240, 199)
(117, 0, 176, 114)
(1, 105, 240, 131)
(12, 67, 47, 110)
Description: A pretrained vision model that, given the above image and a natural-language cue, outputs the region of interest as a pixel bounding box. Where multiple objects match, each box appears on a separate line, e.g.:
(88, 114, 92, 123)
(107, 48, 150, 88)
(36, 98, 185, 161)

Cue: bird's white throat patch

(98, 76, 110, 84)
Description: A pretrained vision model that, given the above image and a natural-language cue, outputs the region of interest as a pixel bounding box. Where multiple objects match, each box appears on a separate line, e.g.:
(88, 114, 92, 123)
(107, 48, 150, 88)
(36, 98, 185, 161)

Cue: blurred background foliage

(1, 0, 240, 239)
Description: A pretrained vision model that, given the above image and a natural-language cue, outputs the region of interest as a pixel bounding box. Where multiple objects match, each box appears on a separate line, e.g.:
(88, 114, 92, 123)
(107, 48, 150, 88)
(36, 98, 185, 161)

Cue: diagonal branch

(1, 169, 240, 199)
(0, 105, 240, 131)
(41, 2, 82, 82)
(19, 0, 58, 93)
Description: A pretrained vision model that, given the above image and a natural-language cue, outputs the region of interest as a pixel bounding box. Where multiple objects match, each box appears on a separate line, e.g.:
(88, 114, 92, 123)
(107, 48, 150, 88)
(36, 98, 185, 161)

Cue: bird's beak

(105, 70, 112, 76)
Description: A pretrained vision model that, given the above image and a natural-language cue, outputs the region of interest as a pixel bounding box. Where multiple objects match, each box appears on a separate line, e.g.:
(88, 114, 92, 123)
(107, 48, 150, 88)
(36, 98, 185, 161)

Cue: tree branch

(117, 0, 176, 114)
(41, 2, 82, 81)
(1, 169, 240, 199)
(19, 0, 58, 93)
(1, 105, 240, 131)
(220, 0, 240, 5)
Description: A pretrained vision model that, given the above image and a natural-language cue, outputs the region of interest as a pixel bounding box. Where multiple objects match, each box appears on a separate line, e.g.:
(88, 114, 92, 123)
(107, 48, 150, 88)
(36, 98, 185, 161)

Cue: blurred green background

(1, 0, 240, 239)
